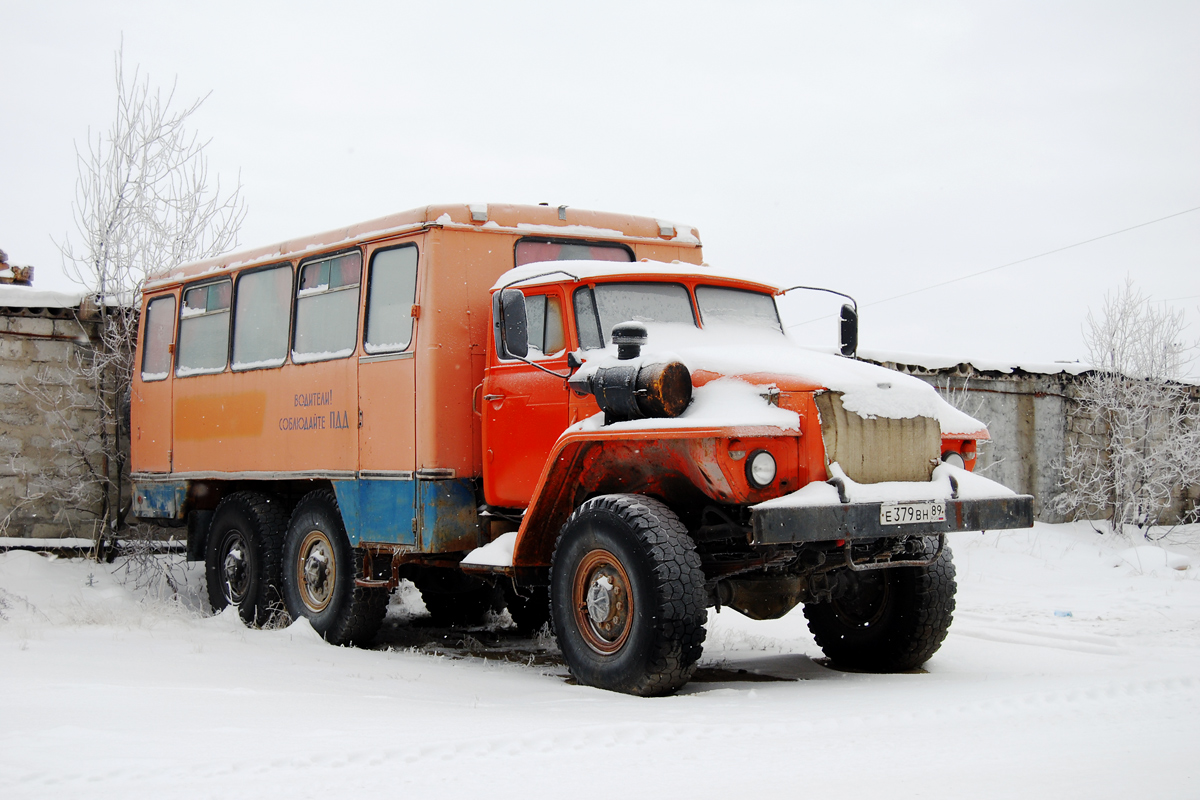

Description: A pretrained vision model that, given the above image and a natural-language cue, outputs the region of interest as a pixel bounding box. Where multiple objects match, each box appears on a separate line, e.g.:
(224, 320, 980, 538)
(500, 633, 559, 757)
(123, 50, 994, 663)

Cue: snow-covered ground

(2, 522, 1198, 799)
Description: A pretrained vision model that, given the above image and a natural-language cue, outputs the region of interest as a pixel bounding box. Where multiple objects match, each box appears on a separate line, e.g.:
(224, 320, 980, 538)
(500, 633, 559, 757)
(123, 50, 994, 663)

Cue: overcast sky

(3, 1, 1198, 371)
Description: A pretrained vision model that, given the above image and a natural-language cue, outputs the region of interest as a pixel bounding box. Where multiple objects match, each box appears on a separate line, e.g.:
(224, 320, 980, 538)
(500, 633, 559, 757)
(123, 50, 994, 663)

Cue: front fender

(510, 424, 799, 568)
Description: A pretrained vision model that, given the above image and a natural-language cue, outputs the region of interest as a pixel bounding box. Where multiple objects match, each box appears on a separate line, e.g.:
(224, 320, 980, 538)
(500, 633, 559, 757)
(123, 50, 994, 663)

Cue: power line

(786, 203, 1200, 329)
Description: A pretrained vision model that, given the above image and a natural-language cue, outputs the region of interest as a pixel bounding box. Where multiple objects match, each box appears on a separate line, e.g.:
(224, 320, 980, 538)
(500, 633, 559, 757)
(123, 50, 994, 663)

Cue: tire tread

(551, 493, 707, 696)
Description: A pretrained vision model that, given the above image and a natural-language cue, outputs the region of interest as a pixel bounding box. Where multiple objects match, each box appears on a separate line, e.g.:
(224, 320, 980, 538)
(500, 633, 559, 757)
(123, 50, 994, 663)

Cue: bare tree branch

(20, 43, 245, 554)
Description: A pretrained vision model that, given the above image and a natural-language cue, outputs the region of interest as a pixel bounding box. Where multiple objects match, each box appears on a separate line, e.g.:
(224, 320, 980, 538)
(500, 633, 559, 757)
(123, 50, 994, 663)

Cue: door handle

(484, 394, 504, 402)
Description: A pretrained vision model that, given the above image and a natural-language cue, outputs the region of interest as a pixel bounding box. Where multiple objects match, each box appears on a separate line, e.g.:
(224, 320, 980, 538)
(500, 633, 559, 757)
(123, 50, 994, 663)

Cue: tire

(503, 583, 550, 634)
(550, 494, 707, 696)
(282, 489, 388, 647)
(804, 545, 957, 672)
(205, 491, 287, 626)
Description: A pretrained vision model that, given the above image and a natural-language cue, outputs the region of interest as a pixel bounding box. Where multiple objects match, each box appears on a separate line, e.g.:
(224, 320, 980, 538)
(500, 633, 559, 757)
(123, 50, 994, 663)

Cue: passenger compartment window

(364, 245, 418, 354)
(176, 280, 231, 376)
(523, 292, 566, 359)
(293, 251, 361, 363)
(233, 264, 292, 370)
(141, 294, 176, 381)
(515, 239, 633, 267)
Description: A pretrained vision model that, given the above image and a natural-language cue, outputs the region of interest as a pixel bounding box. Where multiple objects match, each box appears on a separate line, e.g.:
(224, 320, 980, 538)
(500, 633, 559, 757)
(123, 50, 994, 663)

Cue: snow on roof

(0, 284, 86, 309)
(146, 204, 701, 288)
(859, 347, 1093, 377)
(490, 259, 777, 292)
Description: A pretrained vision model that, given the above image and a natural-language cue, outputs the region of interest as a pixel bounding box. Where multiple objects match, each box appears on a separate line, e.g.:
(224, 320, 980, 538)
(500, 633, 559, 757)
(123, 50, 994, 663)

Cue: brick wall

(0, 306, 103, 538)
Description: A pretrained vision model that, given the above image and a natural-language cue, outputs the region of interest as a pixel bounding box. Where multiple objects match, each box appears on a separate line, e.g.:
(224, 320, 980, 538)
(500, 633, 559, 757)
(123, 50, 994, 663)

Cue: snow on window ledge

(291, 348, 355, 364)
(232, 357, 287, 371)
(175, 365, 226, 378)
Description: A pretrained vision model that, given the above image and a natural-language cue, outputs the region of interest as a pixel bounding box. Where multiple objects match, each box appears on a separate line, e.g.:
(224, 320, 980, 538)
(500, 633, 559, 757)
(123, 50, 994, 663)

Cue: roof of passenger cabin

(145, 204, 701, 288)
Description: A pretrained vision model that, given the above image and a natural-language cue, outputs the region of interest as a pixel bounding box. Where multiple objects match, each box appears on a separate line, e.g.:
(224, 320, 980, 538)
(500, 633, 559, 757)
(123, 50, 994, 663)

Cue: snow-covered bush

(1055, 279, 1200, 535)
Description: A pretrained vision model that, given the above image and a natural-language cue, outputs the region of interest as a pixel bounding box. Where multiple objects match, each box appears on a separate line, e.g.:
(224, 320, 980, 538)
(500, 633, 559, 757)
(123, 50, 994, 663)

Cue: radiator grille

(814, 391, 940, 484)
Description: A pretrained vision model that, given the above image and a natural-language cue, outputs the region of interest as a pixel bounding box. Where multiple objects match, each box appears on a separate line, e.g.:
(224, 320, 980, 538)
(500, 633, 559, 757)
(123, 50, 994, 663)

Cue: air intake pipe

(567, 322, 693, 424)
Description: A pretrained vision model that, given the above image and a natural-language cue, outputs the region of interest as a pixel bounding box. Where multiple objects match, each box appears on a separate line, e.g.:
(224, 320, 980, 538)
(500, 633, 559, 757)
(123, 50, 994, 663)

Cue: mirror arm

(778, 285, 858, 312)
(508, 353, 578, 381)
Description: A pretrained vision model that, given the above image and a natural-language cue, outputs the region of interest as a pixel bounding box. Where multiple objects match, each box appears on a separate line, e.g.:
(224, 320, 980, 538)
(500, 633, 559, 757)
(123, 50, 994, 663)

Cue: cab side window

(141, 295, 176, 381)
(177, 280, 231, 376)
(364, 245, 418, 354)
(293, 251, 361, 363)
(233, 264, 292, 370)
(524, 292, 566, 359)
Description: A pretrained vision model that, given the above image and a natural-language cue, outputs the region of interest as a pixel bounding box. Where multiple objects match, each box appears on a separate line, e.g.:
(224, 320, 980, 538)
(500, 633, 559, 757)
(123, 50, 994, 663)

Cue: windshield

(695, 285, 783, 333)
(574, 283, 696, 348)
(572, 281, 783, 349)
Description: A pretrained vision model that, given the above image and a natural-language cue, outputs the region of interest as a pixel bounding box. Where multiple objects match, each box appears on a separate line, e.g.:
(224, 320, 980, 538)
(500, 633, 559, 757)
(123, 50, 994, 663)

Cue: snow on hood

(567, 377, 801, 434)
(574, 324, 986, 436)
(753, 461, 1016, 510)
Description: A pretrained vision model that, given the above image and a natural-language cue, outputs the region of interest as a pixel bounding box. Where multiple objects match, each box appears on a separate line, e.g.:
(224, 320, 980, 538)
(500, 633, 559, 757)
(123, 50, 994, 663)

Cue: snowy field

(2, 522, 1198, 799)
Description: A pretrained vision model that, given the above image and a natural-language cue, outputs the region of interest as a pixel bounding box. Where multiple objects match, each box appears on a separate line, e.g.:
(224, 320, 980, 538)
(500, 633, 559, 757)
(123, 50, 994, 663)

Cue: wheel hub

(586, 575, 614, 624)
(222, 537, 249, 600)
(572, 549, 633, 654)
(297, 530, 335, 613)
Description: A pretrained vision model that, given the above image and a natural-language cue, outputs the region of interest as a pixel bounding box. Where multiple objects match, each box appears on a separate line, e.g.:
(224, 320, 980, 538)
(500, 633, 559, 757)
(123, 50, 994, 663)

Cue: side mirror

(839, 304, 858, 357)
(497, 288, 528, 359)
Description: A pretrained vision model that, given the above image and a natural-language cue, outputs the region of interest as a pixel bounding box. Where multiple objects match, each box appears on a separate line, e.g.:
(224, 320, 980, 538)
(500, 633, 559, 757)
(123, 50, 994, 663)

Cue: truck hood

(574, 324, 986, 437)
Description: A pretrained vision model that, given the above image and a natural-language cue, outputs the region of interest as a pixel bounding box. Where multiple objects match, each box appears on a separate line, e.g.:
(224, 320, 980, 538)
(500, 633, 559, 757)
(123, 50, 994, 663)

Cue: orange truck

(131, 203, 1032, 695)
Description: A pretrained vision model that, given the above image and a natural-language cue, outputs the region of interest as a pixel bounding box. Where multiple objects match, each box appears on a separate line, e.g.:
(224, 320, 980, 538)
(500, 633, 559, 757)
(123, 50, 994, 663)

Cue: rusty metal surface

(750, 494, 1035, 545)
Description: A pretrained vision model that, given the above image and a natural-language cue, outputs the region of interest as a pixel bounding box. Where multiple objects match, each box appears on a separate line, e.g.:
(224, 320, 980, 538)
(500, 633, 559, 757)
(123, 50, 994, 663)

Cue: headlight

(942, 451, 965, 469)
(746, 450, 777, 488)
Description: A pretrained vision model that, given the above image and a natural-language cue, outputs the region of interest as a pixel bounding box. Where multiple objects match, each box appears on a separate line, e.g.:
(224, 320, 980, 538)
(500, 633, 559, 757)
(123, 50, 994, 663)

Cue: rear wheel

(205, 491, 287, 625)
(804, 546, 956, 672)
(550, 494, 707, 696)
(282, 490, 387, 646)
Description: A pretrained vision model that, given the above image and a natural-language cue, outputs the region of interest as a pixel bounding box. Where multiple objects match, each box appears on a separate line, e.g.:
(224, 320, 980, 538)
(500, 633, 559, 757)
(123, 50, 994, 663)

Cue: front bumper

(750, 494, 1034, 545)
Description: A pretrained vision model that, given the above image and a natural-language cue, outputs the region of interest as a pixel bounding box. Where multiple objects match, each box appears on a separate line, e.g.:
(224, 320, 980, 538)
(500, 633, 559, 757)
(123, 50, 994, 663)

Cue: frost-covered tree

(1055, 279, 1200, 535)
(20, 45, 245, 548)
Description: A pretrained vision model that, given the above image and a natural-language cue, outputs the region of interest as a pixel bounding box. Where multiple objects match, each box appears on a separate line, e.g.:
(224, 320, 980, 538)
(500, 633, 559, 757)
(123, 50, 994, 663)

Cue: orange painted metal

(510, 426, 804, 569)
(131, 288, 178, 473)
(132, 204, 704, 482)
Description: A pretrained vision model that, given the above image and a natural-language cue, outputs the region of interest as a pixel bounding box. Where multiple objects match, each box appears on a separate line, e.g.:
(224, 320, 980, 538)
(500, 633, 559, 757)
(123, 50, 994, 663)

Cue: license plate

(880, 501, 946, 525)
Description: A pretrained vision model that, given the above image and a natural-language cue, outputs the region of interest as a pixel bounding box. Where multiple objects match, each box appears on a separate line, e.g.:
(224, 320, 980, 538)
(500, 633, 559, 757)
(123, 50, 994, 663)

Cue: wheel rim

(831, 571, 891, 628)
(571, 548, 634, 654)
(296, 529, 336, 613)
(220, 531, 251, 603)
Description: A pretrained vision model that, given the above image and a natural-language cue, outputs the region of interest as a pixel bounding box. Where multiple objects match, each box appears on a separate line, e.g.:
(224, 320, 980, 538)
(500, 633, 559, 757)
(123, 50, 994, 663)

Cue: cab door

(482, 287, 571, 508)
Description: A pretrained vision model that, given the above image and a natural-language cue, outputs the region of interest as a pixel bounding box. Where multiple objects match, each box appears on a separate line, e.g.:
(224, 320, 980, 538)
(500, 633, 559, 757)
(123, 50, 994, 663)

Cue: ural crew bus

(131, 203, 1032, 695)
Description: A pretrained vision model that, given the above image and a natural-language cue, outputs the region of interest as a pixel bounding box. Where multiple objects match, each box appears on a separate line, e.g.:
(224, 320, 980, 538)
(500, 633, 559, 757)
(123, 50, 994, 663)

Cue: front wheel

(803, 546, 957, 672)
(550, 494, 707, 696)
(282, 490, 387, 646)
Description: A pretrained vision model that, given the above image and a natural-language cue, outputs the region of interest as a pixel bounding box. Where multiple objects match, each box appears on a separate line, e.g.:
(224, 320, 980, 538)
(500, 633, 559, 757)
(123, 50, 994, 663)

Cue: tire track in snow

(7, 676, 1196, 794)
